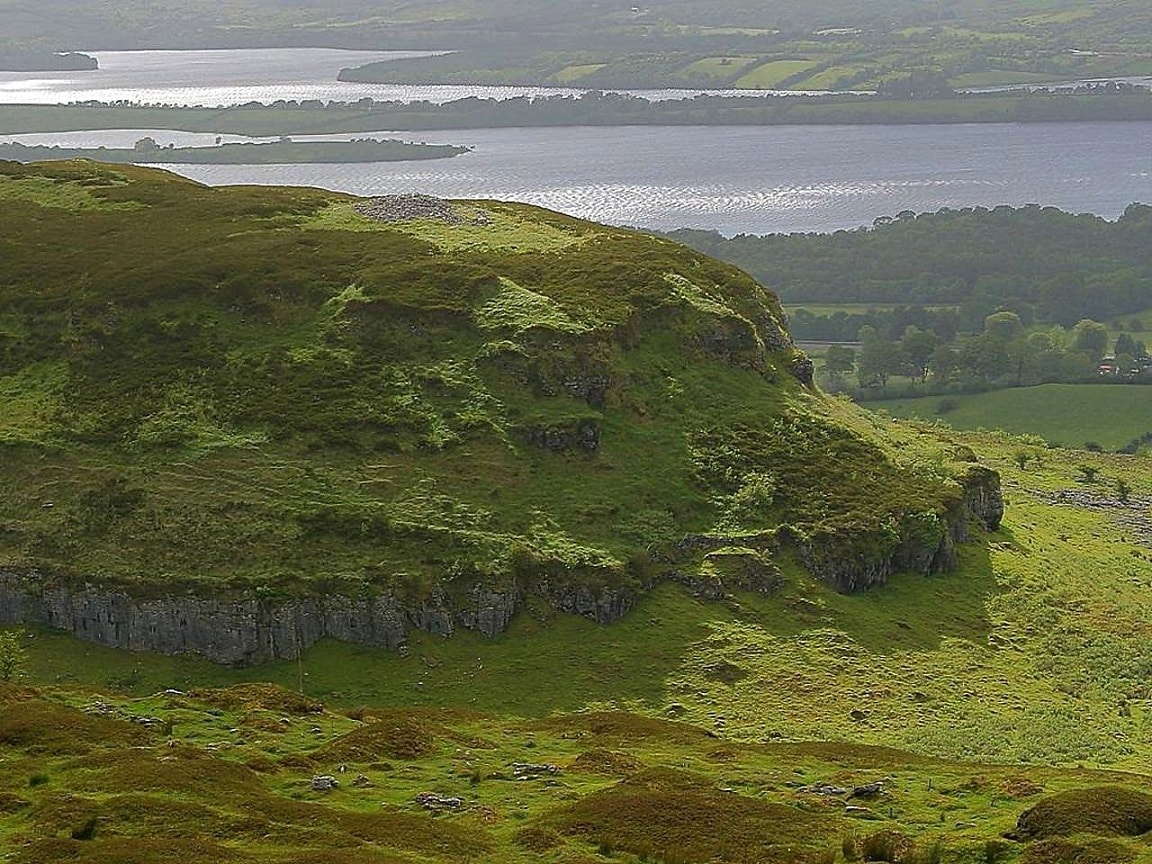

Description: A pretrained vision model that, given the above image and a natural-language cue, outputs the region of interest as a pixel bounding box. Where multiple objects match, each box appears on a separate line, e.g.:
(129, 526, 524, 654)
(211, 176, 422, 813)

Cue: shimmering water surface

(0, 48, 831, 106)
(1, 50, 1148, 234)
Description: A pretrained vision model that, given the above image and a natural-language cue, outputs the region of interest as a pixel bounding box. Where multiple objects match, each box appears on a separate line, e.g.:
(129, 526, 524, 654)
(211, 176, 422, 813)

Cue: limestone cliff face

(795, 466, 1003, 594)
(0, 463, 1001, 665)
(0, 571, 638, 665)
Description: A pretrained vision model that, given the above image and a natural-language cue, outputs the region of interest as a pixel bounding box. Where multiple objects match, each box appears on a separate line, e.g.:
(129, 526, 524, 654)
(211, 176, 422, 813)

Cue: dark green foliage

(1021, 838, 1135, 864)
(1115, 478, 1131, 503)
(70, 815, 98, 840)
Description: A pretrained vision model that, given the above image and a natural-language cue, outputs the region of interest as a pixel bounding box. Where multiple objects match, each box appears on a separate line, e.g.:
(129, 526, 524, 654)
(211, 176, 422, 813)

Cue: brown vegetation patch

(771, 741, 933, 769)
(1001, 776, 1045, 799)
(546, 767, 841, 862)
(1021, 837, 1136, 864)
(0, 701, 153, 756)
(571, 749, 643, 776)
(538, 711, 708, 743)
(317, 712, 439, 762)
(188, 683, 323, 715)
(1013, 786, 1152, 839)
(12, 836, 245, 864)
(327, 808, 493, 859)
(515, 825, 563, 851)
(0, 791, 31, 812)
(268, 852, 410, 864)
(67, 746, 261, 800)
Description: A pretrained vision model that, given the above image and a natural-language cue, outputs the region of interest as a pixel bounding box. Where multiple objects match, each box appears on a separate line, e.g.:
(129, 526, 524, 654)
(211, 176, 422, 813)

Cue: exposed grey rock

(512, 762, 561, 780)
(415, 792, 464, 812)
(788, 353, 815, 386)
(0, 458, 1002, 662)
(519, 419, 601, 453)
(310, 775, 339, 791)
(354, 194, 489, 226)
(799, 783, 849, 796)
(850, 781, 886, 799)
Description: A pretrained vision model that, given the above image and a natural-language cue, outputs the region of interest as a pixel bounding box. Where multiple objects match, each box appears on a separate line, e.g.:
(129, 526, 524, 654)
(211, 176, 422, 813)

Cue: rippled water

(0, 48, 833, 106)
(13, 123, 1140, 235)
(2, 49, 1148, 235)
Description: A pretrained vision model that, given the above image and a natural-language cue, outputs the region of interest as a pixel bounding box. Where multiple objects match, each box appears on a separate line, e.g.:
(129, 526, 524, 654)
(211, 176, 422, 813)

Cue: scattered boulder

(513, 762, 561, 780)
(354, 194, 490, 226)
(310, 775, 339, 791)
(798, 783, 849, 796)
(415, 792, 465, 812)
(849, 781, 886, 799)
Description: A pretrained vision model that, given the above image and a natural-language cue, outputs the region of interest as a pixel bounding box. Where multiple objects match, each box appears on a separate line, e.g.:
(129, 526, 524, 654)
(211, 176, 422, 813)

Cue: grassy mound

(546, 767, 844, 862)
(189, 683, 324, 715)
(0, 701, 154, 755)
(1013, 786, 1152, 839)
(317, 711, 441, 762)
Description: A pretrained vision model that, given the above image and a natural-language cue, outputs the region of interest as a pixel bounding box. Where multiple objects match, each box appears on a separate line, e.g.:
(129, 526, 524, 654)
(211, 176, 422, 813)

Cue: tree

(959, 332, 1010, 382)
(822, 345, 856, 386)
(1117, 478, 1131, 504)
(1071, 319, 1109, 360)
(857, 327, 902, 389)
(899, 326, 938, 383)
(984, 311, 1022, 341)
(1005, 335, 1039, 385)
(930, 343, 960, 382)
(1115, 332, 1139, 358)
(0, 629, 26, 681)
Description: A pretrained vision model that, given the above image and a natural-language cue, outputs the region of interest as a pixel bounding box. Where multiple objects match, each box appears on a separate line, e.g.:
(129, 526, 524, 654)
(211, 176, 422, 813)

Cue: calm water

(9, 123, 1142, 235)
(0, 48, 833, 107)
(1, 49, 1148, 235)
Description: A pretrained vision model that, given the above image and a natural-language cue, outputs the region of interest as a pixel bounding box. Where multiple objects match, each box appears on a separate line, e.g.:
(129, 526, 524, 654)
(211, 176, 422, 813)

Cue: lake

(0, 48, 836, 107)
(0, 49, 1148, 235)
(8, 123, 1145, 236)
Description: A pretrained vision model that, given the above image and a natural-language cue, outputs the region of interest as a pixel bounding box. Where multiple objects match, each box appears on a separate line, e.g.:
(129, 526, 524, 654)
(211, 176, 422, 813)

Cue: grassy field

(735, 59, 822, 88)
(870, 384, 1152, 450)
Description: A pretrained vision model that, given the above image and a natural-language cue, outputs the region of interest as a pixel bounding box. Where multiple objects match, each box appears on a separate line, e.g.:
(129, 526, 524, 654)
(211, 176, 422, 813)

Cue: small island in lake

(0, 50, 97, 72)
(0, 136, 470, 165)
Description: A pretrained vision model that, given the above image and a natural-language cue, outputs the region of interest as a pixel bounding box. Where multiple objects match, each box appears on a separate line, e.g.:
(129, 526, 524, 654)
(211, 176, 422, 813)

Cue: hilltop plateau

(0, 160, 1000, 663)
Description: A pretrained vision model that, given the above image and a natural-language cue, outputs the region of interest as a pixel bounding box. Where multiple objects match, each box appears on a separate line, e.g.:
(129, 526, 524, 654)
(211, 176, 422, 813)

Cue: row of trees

(823, 314, 1142, 393)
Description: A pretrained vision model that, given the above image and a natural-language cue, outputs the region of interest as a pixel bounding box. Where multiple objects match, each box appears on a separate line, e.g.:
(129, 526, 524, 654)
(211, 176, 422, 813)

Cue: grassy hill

(0, 159, 1000, 661)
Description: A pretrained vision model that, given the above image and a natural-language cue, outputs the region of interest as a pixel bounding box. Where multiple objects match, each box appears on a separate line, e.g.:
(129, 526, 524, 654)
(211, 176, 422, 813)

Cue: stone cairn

(354, 193, 490, 226)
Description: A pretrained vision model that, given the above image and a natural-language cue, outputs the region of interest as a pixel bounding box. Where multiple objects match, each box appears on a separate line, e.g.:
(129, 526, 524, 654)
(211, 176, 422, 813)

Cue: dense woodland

(667, 204, 1152, 394)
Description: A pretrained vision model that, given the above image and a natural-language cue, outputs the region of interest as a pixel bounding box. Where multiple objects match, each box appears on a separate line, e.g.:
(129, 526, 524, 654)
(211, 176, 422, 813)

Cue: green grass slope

(871, 385, 1152, 450)
(0, 160, 996, 660)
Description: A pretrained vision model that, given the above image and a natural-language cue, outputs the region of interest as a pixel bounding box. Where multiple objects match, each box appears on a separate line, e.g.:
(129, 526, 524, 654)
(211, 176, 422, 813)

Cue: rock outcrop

(0, 461, 1001, 664)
